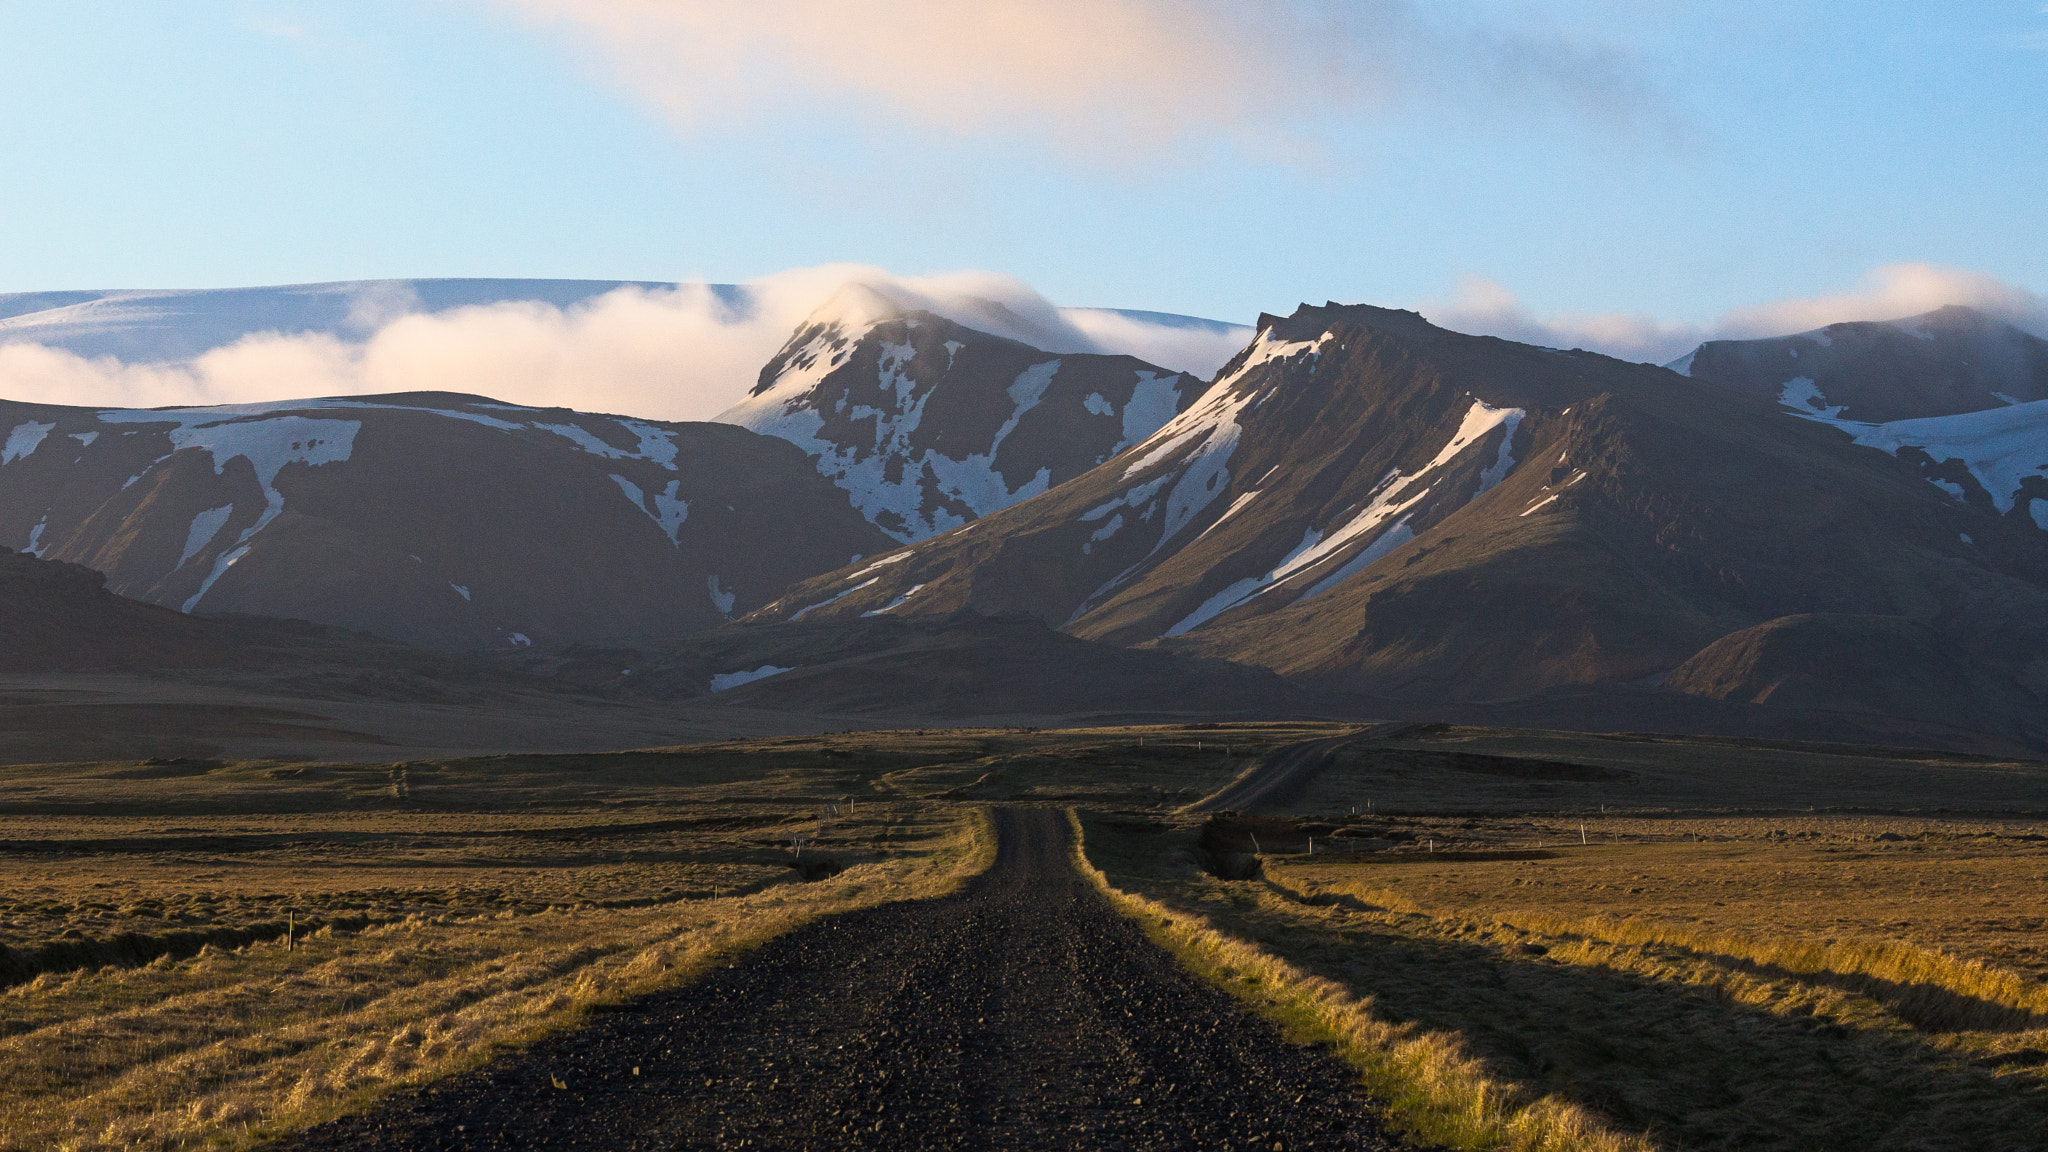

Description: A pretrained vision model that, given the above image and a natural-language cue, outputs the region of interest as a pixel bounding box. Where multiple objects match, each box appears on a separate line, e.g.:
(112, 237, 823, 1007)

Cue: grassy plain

(6, 721, 2047, 1151)
(0, 734, 1026, 1152)
(1080, 809, 2048, 1151)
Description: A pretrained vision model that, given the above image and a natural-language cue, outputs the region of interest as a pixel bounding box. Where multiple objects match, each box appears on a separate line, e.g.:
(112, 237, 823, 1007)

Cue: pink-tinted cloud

(492, 0, 1675, 160)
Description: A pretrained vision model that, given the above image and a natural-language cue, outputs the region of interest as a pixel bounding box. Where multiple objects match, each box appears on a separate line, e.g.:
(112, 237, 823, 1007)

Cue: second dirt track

(276, 808, 1411, 1150)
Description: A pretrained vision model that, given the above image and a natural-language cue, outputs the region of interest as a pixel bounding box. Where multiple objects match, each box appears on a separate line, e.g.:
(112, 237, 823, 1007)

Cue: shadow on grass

(1092, 825, 2048, 1152)
(1261, 875, 2048, 1035)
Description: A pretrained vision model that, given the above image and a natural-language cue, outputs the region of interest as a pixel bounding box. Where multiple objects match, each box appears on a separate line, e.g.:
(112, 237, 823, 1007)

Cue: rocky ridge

(717, 284, 1198, 541)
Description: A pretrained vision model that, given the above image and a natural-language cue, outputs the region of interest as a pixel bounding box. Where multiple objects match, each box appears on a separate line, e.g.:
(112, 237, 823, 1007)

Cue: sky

(0, 1, 2042, 412)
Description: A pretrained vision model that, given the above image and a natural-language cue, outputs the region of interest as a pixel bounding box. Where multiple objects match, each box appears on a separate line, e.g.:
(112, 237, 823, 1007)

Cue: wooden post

(287, 910, 294, 952)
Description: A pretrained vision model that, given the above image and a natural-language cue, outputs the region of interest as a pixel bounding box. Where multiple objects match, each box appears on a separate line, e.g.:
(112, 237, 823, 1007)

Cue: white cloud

(1712, 264, 2048, 342)
(1061, 309, 1252, 381)
(492, 0, 1676, 160)
(1420, 276, 1707, 365)
(1422, 264, 2048, 366)
(0, 267, 1247, 421)
(9, 262, 2035, 424)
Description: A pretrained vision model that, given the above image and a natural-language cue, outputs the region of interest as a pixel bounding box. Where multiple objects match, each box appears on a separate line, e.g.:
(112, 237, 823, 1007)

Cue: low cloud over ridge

(3, 263, 2040, 421)
(1423, 264, 2048, 366)
(0, 267, 1251, 421)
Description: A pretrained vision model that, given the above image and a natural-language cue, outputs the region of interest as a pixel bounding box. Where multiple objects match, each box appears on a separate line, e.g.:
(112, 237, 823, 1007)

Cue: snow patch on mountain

(179, 505, 235, 568)
(1119, 372, 1184, 450)
(1158, 399, 1524, 636)
(1083, 513, 1125, 554)
(537, 420, 681, 468)
(1215, 330, 1331, 390)
(790, 577, 880, 621)
(862, 583, 927, 616)
(1779, 378, 1846, 419)
(735, 346, 1075, 541)
(1782, 388, 2048, 515)
(710, 665, 793, 693)
(707, 574, 736, 616)
(1165, 528, 1324, 637)
(1115, 379, 1261, 553)
(91, 408, 364, 608)
(3, 421, 55, 465)
(850, 550, 916, 578)
(1082, 475, 1173, 523)
(610, 473, 690, 543)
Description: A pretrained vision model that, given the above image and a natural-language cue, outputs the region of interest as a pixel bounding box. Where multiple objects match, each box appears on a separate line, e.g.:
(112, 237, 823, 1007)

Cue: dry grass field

(6, 721, 2047, 1151)
(1080, 809, 2048, 1151)
(0, 735, 1019, 1152)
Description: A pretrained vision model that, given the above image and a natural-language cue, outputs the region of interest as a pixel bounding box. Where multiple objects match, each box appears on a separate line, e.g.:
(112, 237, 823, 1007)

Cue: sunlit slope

(750, 303, 2048, 737)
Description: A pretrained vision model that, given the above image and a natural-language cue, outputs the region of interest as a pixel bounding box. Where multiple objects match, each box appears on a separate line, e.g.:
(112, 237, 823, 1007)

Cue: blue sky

(0, 1, 2041, 336)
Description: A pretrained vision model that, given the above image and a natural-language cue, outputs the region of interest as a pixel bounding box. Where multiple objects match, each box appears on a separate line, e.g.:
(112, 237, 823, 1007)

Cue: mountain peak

(1675, 304, 2048, 422)
(801, 282, 914, 333)
(1255, 302, 1440, 345)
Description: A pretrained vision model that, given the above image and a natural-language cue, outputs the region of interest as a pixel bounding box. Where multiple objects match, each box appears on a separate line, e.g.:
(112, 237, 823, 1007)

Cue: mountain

(1670, 306, 2048, 529)
(0, 545, 418, 672)
(1, 393, 889, 648)
(1670, 305, 2048, 422)
(0, 279, 692, 363)
(747, 303, 2048, 744)
(716, 285, 1201, 541)
(505, 611, 1329, 722)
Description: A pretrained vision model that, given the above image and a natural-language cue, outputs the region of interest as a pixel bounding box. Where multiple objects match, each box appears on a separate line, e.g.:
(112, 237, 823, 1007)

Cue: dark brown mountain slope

(505, 611, 1329, 722)
(748, 304, 2048, 745)
(1673, 305, 2048, 422)
(1, 393, 890, 648)
(1177, 369, 2048, 705)
(0, 547, 412, 672)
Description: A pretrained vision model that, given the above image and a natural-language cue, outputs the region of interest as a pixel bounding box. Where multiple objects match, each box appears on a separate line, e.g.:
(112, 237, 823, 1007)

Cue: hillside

(717, 285, 1199, 541)
(1, 393, 890, 647)
(1672, 305, 2048, 422)
(749, 304, 2048, 745)
(0, 546, 412, 672)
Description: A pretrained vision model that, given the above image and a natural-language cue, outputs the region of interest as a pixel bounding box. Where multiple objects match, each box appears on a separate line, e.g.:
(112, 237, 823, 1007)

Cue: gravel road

(275, 808, 1412, 1150)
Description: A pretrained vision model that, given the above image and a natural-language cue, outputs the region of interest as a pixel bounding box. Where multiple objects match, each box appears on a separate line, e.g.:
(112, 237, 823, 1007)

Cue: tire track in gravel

(275, 808, 1416, 1150)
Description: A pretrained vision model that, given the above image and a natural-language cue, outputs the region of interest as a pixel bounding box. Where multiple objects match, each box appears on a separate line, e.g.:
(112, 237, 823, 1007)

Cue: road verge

(1067, 808, 1651, 1152)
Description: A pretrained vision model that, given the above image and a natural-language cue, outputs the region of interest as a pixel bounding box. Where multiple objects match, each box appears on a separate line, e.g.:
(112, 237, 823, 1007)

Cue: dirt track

(275, 808, 1410, 1150)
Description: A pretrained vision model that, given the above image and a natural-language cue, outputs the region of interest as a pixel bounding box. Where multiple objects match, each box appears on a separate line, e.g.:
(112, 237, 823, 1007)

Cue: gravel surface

(274, 808, 1415, 1150)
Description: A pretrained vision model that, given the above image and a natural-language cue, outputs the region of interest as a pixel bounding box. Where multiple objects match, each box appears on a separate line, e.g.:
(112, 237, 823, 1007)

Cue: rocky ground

(274, 808, 1414, 1150)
